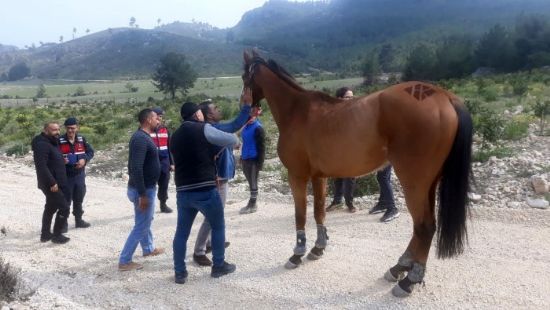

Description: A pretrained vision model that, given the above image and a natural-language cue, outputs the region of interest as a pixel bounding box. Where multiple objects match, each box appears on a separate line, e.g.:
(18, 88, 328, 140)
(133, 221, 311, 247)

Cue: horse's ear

(243, 50, 253, 64)
(251, 48, 260, 58)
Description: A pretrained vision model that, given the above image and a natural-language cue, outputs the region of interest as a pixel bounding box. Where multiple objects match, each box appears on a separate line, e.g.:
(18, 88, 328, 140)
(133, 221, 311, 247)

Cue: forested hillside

(1, 0, 549, 79)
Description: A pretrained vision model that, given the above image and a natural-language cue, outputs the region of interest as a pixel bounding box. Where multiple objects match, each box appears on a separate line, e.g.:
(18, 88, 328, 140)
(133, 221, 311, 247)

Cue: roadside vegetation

(0, 70, 547, 168)
(0, 256, 20, 302)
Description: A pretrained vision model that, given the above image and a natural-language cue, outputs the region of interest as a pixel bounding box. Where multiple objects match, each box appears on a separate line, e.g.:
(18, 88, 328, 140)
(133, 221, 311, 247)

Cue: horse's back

(376, 82, 460, 180)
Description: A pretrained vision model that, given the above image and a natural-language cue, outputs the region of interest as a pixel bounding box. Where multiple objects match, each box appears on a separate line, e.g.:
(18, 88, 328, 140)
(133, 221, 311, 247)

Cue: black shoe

(61, 222, 68, 234)
(326, 201, 343, 212)
(211, 261, 236, 278)
(51, 234, 70, 244)
(205, 241, 230, 254)
(239, 204, 257, 214)
(40, 232, 53, 243)
(369, 203, 388, 215)
(175, 271, 188, 284)
(160, 202, 173, 213)
(75, 218, 91, 228)
(380, 208, 400, 222)
(193, 254, 212, 267)
(347, 203, 357, 213)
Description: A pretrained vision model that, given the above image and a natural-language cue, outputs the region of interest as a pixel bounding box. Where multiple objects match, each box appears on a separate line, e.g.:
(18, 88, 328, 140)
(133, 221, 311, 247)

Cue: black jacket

(171, 121, 218, 191)
(32, 133, 67, 192)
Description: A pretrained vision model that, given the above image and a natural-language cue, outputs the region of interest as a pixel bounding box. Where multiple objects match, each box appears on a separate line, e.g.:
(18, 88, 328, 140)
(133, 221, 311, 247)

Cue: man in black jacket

(32, 122, 71, 244)
(172, 102, 238, 284)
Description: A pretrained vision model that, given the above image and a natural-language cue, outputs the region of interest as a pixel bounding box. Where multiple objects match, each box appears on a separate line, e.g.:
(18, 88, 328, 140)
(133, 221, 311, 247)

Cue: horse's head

(242, 50, 265, 107)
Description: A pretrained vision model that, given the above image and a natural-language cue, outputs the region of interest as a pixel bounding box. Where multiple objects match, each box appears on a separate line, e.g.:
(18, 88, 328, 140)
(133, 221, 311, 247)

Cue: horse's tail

(437, 101, 473, 259)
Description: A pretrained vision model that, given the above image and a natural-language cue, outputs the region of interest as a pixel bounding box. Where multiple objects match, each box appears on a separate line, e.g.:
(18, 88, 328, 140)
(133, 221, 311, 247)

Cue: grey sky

(0, 0, 317, 48)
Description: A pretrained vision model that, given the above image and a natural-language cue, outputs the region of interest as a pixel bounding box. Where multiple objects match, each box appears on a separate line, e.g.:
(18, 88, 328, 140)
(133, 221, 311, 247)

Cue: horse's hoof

(284, 255, 303, 269)
(384, 269, 403, 282)
(384, 270, 398, 282)
(306, 246, 324, 260)
(391, 283, 412, 298)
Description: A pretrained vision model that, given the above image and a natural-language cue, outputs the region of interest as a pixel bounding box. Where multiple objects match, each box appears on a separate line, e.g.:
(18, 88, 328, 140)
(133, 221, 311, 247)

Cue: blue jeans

(194, 180, 228, 256)
(173, 188, 225, 275)
(376, 166, 395, 207)
(119, 186, 157, 264)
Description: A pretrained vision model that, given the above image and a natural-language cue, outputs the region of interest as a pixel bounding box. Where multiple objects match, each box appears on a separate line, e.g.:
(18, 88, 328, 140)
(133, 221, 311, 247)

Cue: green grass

(0, 75, 365, 104)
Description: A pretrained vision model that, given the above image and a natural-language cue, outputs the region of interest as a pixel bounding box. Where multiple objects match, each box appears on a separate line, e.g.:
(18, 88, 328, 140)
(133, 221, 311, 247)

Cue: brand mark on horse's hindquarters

(405, 84, 436, 101)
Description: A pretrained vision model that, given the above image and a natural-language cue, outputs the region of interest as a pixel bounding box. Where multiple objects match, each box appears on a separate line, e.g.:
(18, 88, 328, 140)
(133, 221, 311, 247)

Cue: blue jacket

(241, 119, 264, 160)
(213, 105, 251, 180)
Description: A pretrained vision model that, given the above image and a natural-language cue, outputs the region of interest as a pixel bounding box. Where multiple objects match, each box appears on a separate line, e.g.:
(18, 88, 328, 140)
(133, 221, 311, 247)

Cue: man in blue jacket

(191, 90, 252, 266)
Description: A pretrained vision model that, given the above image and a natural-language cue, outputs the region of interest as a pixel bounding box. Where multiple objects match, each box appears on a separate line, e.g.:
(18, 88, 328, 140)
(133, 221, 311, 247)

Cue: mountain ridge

(1, 0, 549, 79)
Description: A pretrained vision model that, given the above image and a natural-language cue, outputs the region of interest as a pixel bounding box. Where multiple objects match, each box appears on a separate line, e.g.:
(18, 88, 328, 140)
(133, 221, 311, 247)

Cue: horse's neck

(257, 68, 307, 129)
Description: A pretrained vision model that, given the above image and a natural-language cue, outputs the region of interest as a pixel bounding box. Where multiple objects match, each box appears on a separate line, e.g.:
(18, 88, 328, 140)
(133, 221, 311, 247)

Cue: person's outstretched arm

(215, 88, 253, 133)
(204, 124, 239, 147)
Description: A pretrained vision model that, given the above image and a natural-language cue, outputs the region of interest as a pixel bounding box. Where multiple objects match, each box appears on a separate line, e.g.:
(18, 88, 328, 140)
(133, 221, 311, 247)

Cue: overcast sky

(0, 0, 317, 48)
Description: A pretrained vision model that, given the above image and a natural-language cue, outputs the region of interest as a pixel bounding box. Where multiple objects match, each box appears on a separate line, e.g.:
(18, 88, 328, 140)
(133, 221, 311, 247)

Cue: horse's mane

(251, 57, 305, 92)
(249, 56, 340, 104)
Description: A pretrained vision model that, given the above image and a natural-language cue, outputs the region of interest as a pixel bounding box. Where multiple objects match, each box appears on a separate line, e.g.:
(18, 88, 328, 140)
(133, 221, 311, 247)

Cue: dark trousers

(41, 188, 70, 235)
(376, 165, 395, 207)
(332, 178, 356, 205)
(65, 172, 86, 218)
(242, 159, 261, 200)
(157, 160, 171, 202)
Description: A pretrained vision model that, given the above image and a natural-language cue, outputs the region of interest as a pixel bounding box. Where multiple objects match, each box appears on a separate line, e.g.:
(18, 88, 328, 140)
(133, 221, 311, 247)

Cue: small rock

(468, 193, 481, 202)
(527, 198, 549, 209)
(531, 175, 549, 194)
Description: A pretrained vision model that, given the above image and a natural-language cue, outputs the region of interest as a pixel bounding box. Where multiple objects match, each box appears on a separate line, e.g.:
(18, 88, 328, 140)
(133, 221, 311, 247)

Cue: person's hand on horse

(240, 88, 253, 106)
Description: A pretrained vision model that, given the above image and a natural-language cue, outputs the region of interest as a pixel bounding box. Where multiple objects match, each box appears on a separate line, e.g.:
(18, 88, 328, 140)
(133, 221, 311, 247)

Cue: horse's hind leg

(285, 173, 309, 269)
(387, 178, 438, 298)
(307, 177, 329, 261)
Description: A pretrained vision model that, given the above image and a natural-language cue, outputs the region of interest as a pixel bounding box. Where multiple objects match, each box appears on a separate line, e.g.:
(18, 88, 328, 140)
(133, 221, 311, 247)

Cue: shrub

(354, 175, 380, 197)
(0, 256, 20, 302)
(533, 100, 549, 135)
(466, 100, 507, 148)
(511, 79, 528, 96)
(502, 115, 530, 141)
(94, 123, 108, 135)
(73, 86, 86, 97)
(280, 167, 288, 184)
(327, 174, 380, 197)
(473, 146, 514, 162)
(5, 142, 30, 156)
(479, 87, 498, 102)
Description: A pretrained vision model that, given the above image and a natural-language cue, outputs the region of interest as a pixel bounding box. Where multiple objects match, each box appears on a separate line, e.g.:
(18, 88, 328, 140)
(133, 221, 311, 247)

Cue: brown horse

(242, 50, 472, 297)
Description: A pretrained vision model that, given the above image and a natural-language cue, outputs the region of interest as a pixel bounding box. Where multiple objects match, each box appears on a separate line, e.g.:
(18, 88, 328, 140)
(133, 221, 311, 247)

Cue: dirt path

(1, 162, 549, 309)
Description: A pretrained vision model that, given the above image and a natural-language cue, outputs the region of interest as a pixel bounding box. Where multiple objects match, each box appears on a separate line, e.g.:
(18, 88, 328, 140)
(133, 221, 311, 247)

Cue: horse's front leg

(307, 177, 329, 261)
(284, 173, 308, 269)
